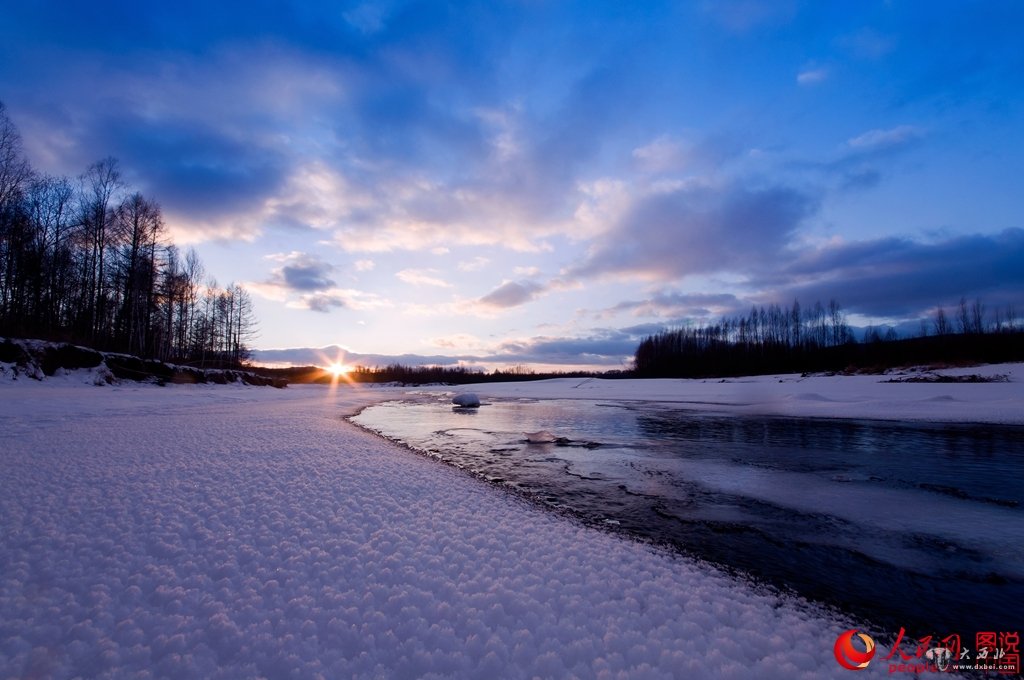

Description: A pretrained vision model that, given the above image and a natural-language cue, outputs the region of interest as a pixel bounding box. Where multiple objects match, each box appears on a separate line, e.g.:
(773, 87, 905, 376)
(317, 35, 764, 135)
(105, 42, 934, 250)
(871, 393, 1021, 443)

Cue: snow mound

(452, 392, 481, 407)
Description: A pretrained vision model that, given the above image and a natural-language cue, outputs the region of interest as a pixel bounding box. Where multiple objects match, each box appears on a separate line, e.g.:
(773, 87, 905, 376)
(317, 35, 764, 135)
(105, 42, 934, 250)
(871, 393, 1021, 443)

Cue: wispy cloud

(796, 66, 829, 86)
(457, 256, 490, 272)
(847, 125, 923, 152)
(396, 268, 452, 288)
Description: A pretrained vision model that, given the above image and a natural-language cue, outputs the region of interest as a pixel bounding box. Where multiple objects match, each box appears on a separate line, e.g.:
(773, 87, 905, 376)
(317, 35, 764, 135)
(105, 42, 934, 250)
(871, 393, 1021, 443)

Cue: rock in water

(525, 430, 556, 443)
(452, 393, 481, 408)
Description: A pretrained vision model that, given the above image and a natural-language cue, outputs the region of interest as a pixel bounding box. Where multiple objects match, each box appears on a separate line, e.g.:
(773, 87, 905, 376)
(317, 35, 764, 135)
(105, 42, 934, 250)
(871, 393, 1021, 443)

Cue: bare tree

(828, 299, 847, 346)
(78, 157, 123, 341)
(113, 192, 164, 355)
(934, 306, 950, 336)
(24, 175, 77, 330)
(957, 297, 970, 335)
(969, 298, 985, 335)
(790, 299, 802, 349)
(0, 102, 35, 320)
(0, 102, 33, 209)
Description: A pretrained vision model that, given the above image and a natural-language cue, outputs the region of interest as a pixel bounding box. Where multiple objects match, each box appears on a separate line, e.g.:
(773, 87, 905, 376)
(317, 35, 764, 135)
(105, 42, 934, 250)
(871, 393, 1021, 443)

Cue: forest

(0, 102, 256, 367)
(633, 297, 1024, 378)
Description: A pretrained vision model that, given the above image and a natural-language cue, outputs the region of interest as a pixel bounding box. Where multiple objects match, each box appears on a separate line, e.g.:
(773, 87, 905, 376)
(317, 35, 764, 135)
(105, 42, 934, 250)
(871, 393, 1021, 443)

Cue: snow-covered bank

(1, 383, 868, 679)
(436, 363, 1024, 425)
(0, 337, 285, 387)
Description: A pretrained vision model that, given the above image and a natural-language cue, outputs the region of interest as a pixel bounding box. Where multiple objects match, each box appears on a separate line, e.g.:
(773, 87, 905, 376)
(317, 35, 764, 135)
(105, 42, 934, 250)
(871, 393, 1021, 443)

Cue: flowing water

(350, 396, 1024, 634)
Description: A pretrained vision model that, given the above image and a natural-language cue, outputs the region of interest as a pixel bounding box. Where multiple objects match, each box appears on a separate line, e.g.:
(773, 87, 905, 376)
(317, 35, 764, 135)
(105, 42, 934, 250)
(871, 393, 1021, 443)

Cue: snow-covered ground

(6, 365, 1013, 678)
(436, 362, 1024, 425)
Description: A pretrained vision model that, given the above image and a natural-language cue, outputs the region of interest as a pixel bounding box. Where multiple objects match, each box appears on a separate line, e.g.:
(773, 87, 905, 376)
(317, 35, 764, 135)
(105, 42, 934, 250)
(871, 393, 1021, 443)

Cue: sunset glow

(327, 363, 351, 377)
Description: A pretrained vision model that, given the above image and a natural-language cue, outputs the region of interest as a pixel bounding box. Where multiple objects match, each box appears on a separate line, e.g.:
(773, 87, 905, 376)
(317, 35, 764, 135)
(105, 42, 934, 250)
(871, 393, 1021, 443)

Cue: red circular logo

(834, 629, 876, 671)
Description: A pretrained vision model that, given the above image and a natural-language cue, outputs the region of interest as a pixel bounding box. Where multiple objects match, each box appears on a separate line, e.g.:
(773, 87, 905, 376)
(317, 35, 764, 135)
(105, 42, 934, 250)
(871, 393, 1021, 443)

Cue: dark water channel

(350, 397, 1024, 635)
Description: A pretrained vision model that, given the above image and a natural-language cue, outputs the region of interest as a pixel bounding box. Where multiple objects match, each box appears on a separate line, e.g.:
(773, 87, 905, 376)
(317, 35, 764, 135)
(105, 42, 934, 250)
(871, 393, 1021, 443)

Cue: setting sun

(327, 362, 350, 377)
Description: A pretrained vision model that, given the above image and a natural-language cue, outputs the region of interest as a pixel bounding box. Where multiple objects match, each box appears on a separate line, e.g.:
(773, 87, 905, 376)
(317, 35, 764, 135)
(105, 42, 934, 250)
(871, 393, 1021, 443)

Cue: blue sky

(2, 1, 1023, 369)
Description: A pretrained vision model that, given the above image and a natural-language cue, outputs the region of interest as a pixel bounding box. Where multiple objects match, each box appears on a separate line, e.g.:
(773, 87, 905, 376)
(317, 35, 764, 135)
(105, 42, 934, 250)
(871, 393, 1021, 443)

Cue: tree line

(341, 363, 605, 385)
(259, 363, 613, 386)
(634, 297, 1024, 378)
(0, 102, 256, 366)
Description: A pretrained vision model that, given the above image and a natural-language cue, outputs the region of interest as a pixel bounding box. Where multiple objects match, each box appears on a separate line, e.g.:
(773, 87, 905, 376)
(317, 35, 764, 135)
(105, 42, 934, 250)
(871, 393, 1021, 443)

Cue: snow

(434, 363, 1024, 425)
(7, 363, 1012, 677)
(0, 381, 880, 679)
(451, 393, 481, 408)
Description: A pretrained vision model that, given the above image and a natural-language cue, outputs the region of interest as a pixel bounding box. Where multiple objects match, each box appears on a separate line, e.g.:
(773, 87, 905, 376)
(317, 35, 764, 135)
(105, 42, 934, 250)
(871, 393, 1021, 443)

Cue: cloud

(847, 125, 923, 152)
(321, 174, 562, 254)
(478, 280, 547, 308)
(490, 331, 638, 366)
(291, 289, 392, 313)
(782, 124, 925, 194)
(571, 179, 632, 243)
(5, 2, 757, 260)
(609, 291, 746, 320)
(302, 292, 347, 313)
(632, 136, 689, 173)
(796, 67, 828, 86)
(758, 228, 1024, 318)
(250, 251, 390, 313)
(457, 257, 490, 272)
(568, 180, 817, 282)
(262, 162, 374, 233)
(354, 259, 376, 272)
(0, 10, 583, 252)
(431, 333, 484, 350)
(264, 251, 336, 292)
(250, 345, 465, 368)
(396, 268, 452, 288)
(251, 326, 650, 369)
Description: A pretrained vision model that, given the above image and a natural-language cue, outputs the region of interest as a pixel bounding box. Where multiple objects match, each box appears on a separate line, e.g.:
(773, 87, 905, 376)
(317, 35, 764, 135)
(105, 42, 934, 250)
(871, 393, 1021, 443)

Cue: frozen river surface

(353, 396, 1024, 634)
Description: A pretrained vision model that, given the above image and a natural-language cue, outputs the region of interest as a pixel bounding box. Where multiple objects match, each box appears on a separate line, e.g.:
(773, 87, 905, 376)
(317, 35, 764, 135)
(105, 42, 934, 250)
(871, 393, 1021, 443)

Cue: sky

(2, 1, 1023, 370)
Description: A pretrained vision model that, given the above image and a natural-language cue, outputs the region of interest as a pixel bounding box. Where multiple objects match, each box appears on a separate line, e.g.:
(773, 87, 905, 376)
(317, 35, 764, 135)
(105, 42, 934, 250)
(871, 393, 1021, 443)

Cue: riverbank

(0, 337, 286, 387)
